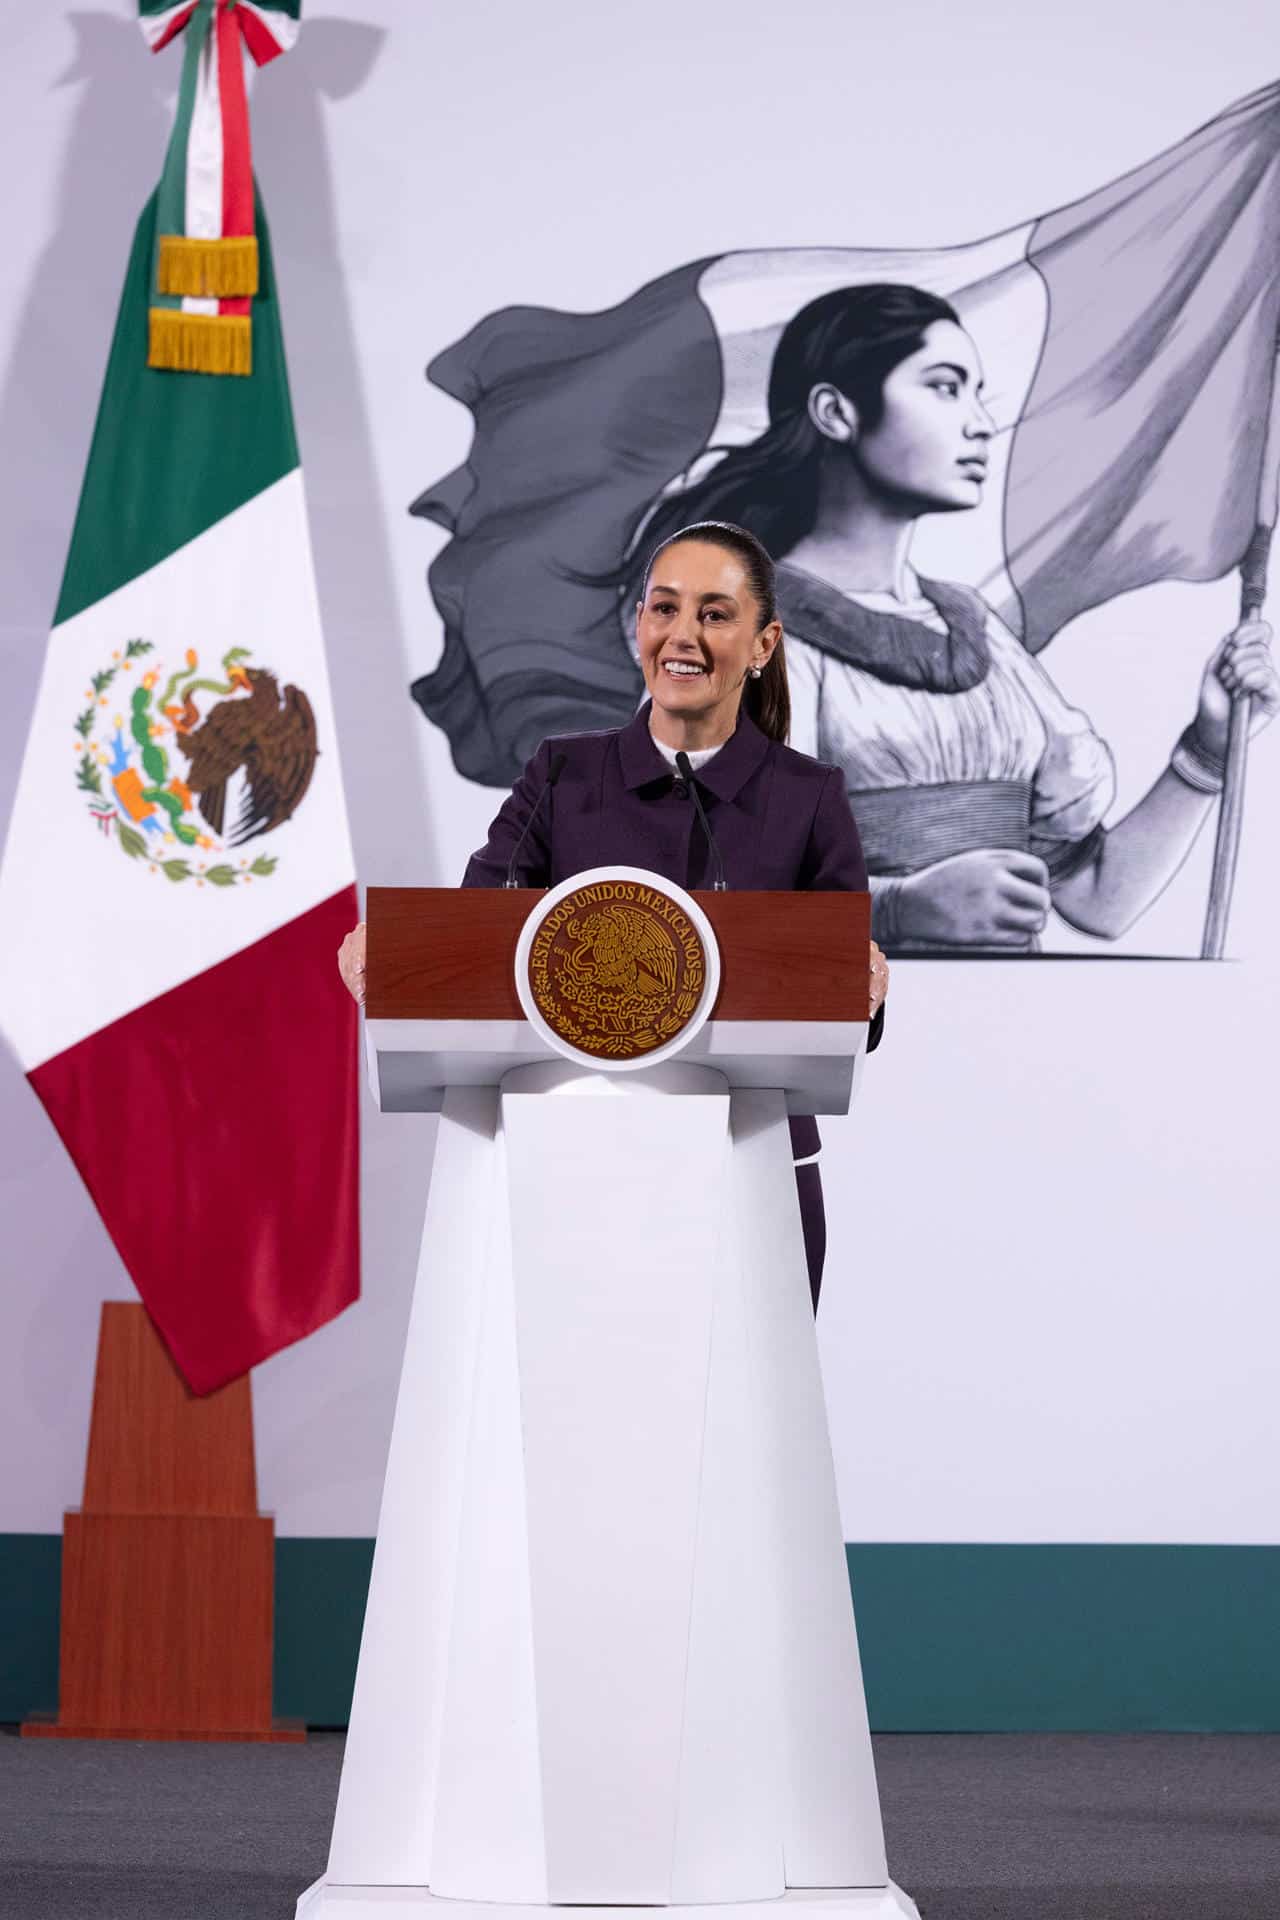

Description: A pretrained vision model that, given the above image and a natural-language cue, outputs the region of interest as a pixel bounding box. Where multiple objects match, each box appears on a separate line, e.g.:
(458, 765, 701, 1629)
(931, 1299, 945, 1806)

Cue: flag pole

(1200, 352, 1280, 961)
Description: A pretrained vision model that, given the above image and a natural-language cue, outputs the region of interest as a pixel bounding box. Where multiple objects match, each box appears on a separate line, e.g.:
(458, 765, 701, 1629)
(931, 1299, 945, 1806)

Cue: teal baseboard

(2, 1534, 1275, 1731)
(845, 1543, 1279, 1731)
(0, 1534, 61, 1729)
(273, 1537, 373, 1727)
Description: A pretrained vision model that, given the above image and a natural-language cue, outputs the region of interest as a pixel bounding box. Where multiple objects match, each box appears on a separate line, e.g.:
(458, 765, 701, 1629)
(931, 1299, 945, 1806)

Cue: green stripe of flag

(56, 186, 297, 627)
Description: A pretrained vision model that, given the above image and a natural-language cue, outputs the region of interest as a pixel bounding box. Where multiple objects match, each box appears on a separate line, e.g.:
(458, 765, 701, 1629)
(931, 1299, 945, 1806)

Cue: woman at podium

(341, 520, 889, 1306)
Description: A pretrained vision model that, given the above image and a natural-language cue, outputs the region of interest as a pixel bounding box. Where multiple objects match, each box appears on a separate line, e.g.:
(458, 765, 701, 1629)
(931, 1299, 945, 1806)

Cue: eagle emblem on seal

(564, 905, 679, 1001)
(526, 881, 707, 1061)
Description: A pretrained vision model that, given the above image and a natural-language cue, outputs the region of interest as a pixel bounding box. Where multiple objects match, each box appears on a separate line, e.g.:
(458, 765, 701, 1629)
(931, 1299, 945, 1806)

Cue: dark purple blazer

(462, 703, 883, 1148)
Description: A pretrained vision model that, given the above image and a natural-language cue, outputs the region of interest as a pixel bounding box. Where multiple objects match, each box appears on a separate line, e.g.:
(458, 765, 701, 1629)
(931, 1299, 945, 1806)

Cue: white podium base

(318, 1064, 908, 1910)
(297, 1878, 921, 1920)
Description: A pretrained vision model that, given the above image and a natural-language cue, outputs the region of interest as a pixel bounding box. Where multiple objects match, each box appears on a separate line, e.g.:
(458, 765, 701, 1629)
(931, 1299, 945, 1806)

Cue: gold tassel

(157, 234, 259, 298)
(148, 309, 252, 377)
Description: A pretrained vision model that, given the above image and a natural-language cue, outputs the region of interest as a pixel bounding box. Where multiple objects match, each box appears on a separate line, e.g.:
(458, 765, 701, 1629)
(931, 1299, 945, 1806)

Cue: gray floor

(1, 1729, 1277, 1920)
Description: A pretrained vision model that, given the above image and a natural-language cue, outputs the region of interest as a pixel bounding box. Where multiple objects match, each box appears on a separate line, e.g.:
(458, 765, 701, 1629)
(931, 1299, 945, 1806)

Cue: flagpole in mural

(0, 0, 359, 1394)
(1202, 345, 1280, 959)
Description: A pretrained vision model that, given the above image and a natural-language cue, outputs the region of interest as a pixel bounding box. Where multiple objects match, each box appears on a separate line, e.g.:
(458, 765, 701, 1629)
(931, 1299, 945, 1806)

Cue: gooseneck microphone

(504, 752, 567, 887)
(674, 751, 727, 892)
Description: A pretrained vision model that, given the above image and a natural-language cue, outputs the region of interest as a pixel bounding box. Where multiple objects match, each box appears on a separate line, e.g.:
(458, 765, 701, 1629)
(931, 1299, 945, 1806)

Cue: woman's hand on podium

(869, 939, 889, 1017)
(338, 922, 367, 1005)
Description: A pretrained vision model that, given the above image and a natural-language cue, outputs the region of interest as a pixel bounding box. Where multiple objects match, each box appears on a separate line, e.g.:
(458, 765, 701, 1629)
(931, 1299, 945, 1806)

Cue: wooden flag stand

(23, 1302, 303, 1743)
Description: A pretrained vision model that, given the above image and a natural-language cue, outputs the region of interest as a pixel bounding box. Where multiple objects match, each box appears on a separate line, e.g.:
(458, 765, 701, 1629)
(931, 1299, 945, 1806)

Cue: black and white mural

(411, 84, 1280, 957)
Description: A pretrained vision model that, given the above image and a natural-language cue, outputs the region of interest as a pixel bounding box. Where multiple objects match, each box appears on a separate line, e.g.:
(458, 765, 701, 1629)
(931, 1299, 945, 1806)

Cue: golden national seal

(526, 879, 707, 1062)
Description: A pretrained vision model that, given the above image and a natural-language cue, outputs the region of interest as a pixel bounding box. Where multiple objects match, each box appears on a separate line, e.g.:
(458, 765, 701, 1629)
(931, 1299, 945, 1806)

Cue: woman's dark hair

(641, 519, 790, 744)
(627, 283, 959, 591)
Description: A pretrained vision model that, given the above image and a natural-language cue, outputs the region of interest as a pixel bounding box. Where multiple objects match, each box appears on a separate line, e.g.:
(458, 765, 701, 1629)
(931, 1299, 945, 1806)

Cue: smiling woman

(637, 524, 786, 752)
(338, 522, 889, 1310)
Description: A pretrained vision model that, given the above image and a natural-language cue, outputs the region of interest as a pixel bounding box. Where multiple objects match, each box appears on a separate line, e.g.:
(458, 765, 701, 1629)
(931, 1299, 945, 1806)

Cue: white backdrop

(1, 0, 1276, 1545)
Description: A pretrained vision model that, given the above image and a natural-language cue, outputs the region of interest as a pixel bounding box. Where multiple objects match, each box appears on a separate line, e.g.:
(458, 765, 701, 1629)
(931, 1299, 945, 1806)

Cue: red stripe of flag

(29, 888, 361, 1394)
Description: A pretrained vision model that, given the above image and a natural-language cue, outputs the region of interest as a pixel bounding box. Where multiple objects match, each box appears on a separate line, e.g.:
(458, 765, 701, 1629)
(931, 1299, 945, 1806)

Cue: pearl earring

(749, 666, 763, 679)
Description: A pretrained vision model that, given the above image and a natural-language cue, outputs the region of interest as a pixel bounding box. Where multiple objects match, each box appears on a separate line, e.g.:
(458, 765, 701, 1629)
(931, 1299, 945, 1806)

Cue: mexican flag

(413, 81, 1280, 787)
(0, 0, 359, 1394)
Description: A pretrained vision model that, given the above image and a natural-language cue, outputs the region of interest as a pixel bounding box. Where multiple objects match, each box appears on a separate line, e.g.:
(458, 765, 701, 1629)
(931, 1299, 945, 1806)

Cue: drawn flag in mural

(0, 0, 359, 1393)
(413, 81, 1280, 793)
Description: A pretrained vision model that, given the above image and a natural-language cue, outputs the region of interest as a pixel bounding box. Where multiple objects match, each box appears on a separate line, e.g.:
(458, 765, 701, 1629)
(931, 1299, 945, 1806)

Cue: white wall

(1, 0, 1276, 1545)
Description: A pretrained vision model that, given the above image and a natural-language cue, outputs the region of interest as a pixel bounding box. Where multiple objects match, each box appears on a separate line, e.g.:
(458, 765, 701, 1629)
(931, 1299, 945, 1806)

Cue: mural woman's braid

(642, 521, 790, 744)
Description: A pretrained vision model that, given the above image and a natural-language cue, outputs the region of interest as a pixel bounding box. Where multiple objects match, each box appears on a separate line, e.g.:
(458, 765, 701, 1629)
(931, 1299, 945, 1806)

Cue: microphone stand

(504, 753, 567, 887)
(674, 750, 727, 892)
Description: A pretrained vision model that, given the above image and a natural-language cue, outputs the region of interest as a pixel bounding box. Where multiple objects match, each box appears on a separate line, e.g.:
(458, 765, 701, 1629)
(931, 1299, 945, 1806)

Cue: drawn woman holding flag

(623, 285, 1279, 953)
(413, 86, 1280, 953)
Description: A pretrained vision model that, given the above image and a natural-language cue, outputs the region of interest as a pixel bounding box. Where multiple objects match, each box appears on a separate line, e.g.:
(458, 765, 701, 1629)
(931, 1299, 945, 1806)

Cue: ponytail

(742, 644, 790, 746)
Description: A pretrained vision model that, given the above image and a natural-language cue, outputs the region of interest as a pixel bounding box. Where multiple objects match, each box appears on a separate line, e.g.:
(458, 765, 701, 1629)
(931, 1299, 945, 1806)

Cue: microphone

(504, 751, 567, 887)
(674, 751, 727, 892)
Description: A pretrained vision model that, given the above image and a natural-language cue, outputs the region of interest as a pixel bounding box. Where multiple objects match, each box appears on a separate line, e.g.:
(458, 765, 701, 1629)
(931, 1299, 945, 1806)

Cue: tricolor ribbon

(140, 0, 301, 375)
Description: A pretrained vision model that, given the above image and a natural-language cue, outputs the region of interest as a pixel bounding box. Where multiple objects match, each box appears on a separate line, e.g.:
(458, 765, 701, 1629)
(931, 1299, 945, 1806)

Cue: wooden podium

(362, 884, 873, 1111)
(300, 877, 917, 1920)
